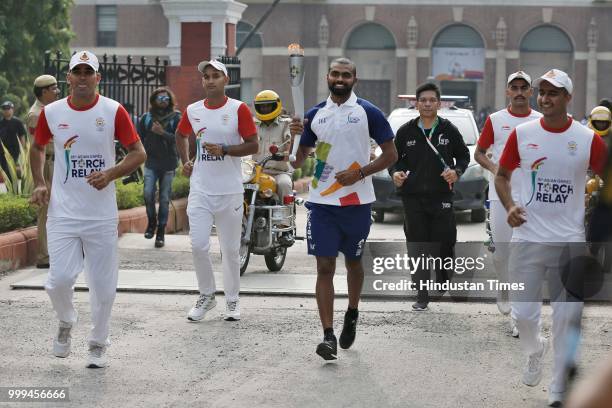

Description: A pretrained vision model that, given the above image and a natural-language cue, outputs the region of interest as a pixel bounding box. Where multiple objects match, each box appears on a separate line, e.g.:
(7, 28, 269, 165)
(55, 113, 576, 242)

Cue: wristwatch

(454, 168, 463, 178)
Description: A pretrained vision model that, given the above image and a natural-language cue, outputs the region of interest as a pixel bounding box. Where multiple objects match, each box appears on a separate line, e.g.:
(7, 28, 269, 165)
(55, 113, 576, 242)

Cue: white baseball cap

(69, 50, 99, 72)
(507, 71, 532, 85)
(197, 60, 228, 77)
(533, 69, 573, 95)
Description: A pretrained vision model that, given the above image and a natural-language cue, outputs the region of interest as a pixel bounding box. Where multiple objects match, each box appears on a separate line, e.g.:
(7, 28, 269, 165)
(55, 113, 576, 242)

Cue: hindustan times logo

(372, 254, 486, 275)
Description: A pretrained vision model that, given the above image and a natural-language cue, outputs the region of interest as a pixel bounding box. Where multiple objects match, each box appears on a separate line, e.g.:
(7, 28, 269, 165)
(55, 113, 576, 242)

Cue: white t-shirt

(35, 94, 140, 220)
(499, 118, 607, 242)
(477, 108, 542, 201)
(177, 97, 257, 196)
(300, 92, 394, 206)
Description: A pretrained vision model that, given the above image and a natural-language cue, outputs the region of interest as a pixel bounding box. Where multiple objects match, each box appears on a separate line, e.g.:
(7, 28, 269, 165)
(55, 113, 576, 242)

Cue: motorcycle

(239, 144, 303, 275)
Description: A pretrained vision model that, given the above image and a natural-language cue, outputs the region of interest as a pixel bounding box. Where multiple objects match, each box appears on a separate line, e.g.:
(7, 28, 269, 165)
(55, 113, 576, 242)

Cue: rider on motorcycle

(588, 105, 611, 145)
(252, 90, 294, 202)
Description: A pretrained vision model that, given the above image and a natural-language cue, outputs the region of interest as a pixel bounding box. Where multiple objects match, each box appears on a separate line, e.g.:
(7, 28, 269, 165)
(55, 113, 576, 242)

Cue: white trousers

(45, 217, 119, 347)
(509, 241, 585, 393)
(187, 192, 243, 301)
(490, 200, 512, 286)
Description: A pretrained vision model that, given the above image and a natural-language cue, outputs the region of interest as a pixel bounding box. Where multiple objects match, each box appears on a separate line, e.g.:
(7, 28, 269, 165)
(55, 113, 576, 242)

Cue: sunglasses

(156, 95, 170, 102)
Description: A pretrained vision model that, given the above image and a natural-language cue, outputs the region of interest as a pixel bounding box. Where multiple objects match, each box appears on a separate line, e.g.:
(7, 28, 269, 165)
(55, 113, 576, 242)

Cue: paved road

(118, 200, 487, 275)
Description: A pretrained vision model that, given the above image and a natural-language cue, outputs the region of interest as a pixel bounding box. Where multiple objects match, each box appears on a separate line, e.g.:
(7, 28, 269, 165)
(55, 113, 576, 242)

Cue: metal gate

(44, 50, 169, 118)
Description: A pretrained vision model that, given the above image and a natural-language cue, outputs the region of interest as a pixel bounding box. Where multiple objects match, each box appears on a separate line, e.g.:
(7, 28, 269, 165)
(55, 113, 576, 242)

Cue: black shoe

(412, 301, 429, 311)
(154, 226, 165, 248)
(144, 220, 156, 239)
(36, 263, 50, 269)
(316, 333, 337, 361)
(339, 309, 358, 349)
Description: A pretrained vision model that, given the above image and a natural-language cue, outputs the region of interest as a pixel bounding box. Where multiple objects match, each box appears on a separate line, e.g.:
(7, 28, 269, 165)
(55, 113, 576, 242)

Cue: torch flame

(288, 43, 304, 56)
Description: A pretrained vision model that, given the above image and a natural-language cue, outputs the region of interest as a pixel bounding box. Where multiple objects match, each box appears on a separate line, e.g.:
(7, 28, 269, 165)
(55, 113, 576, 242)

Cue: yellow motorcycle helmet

(588, 105, 611, 137)
(254, 90, 282, 122)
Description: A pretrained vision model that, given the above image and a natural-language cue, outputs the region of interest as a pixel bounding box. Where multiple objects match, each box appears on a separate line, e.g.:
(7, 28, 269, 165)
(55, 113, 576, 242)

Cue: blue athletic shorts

(305, 202, 372, 259)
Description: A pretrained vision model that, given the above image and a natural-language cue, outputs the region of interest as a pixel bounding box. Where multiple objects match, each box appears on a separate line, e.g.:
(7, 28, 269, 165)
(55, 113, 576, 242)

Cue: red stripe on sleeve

(176, 110, 193, 137)
(114, 105, 140, 147)
(477, 116, 494, 149)
(590, 133, 608, 176)
(237, 103, 257, 139)
(34, 109, 53, 146)
(499, 130, 520, 171)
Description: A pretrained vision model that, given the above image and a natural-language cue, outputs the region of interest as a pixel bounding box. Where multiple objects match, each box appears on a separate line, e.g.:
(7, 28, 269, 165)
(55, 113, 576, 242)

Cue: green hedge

(0, 195, 37, 233)
(171, 173, 190, 199)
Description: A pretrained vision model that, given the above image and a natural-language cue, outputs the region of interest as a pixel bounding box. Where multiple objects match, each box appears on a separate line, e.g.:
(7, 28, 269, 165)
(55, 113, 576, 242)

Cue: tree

(0, 0, 74, 115)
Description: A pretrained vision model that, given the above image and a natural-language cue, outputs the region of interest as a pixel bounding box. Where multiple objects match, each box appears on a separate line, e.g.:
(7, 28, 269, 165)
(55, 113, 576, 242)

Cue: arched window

(520, 25, 572, 53)
(236, 21, 262, 49)
(432, 24, 485, 82)
(346, 23, 396, 50)
(433, 24, 484, 48)
(519, 25, 574, 95)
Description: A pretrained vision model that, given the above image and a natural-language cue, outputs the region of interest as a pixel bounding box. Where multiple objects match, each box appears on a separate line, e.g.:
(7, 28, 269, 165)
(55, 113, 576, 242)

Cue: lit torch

(288, 43, 304, 162)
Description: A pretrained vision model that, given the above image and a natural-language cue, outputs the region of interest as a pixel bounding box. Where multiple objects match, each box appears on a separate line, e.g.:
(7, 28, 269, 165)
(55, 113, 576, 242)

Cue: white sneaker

(224, 299, 240, 321)
(548, 390, 564, 407)
(511, 318, 520, 338)
(187, 294, 217, 321)
(53, 321, 73, 358)
(522, 337, 549, 386)
(86, 345, 108, 368)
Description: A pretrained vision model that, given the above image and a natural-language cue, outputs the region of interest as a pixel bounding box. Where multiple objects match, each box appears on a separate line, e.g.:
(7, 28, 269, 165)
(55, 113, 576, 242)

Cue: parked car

(372, 96, 487, 223)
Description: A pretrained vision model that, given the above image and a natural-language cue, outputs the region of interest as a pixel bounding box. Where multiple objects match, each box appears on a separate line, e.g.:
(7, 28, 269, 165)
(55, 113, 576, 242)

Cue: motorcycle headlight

(241, 160, 255, 183)
(462, 164, 484, 181)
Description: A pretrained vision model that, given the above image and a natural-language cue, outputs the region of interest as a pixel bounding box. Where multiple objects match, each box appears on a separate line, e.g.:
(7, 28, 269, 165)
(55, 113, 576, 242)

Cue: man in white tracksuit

(30, 50, 146, 368)
(474, 71, 542, 337)
(495, 69, 607, 406)
(176, 60, 258, 322)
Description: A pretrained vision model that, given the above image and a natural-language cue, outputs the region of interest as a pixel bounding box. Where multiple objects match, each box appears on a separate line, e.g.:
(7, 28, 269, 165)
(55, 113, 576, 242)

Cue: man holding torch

(289, 55, 397, 361)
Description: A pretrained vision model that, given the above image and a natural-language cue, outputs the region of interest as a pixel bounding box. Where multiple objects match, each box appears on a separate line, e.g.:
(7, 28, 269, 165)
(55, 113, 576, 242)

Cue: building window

(346, 23, 395, 50)
(237, 21, 262, 49)
(520, 25, 572, 53)
(433, 24, 484, 48)
(96, 5, 117, 47)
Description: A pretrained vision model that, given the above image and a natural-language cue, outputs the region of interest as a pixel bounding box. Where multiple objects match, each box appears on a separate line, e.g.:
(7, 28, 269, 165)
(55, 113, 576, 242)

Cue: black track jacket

(390, 115, 470, 196)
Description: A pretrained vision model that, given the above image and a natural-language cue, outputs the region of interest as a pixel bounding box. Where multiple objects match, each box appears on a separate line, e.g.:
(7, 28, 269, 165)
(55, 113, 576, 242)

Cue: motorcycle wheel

(265, 247, 287, 272)
(239, 215, 250, 276)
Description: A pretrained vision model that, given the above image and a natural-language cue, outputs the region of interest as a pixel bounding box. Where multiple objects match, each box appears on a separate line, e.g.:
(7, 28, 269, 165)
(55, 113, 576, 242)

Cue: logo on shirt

(527, 143, 539, 150)
(526, 157, 547, 206)
(347, 112, 360, 124)
(95, 117, 105, 132)
(438, 136, 449, 146)
(222, 114, 230, 125)
(318, 117, 328, 125)
(567, 141, 577, 155)
(195, 127, 206, 161)
(62, 136, 108, 183)
(58, 123, 70, 130)
(406, 140, 416, 147)
(502, 125, 511, 131)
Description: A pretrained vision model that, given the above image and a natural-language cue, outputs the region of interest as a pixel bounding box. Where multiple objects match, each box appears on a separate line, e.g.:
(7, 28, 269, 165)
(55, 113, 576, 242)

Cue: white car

(372, 99, 487, 223)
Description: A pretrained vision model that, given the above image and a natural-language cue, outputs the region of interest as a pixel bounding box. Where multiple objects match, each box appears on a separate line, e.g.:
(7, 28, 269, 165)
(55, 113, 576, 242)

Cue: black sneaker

(412, 301, 429, 311)
(339, 310, 358, 349)
(155, 226, 165, 248)
(144, 220, 156, 239)
(316, 333, 337, 361)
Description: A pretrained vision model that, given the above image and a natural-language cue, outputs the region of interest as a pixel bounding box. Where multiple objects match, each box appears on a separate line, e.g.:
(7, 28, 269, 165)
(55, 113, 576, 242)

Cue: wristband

(358, 168, 366, 180)
(221, 144, 229, 156)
